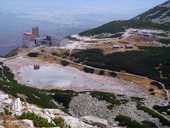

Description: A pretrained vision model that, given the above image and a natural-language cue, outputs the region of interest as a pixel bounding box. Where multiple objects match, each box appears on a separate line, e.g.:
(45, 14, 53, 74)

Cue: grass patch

(158, 38, 170, 45)
(71, 47, 170, 88)
(98, 70, 104, 75)
(137, 105, 170, 126)
(17, 112, 55, 127)
(115, 115, 158, 128)
(52, 50, 70, 58)
(51, 90, 78, 109)
(53, 117, 70, 128)
(91, 91, 128, 109)
(153, 105, 170, 115)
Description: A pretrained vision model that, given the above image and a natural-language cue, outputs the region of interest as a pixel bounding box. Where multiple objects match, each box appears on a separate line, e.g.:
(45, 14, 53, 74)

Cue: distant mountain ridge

(134, 1, 170, 24)
(80, 1, 170, 36)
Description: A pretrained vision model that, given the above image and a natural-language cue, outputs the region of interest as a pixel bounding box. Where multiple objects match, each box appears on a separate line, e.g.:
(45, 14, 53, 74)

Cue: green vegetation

(53, 117, 70, 128)
(80, 1, 170, 36)
(142, 121, 158, 128)
(71, 47, 170, 88)
(158, 38, 170, 45)
(60, 60, 70, 66)
(137, 105, 170, 126)
(83, 67, 95, 73)
(98, 70, 104, 75)
(109, 71, 117, 77)
(27, 52, 39, 57)
(80, 20, 170, 36)
(52, 50, 70, 58)
(153, 105, 170, 115)
(115, 115, 158, 128)
(17, 112, 55, 127)
(90, 92, 128, 109)
(131, 96, 170, 126)
(52, 90, 78, 109)
(4, 108, 12, 115)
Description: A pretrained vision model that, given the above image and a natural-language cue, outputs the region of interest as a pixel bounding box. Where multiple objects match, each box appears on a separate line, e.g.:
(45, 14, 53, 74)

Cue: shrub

(115, 115, 158, 128)
(137, 105, 170, 126)
(142, 121, 158, 128)
(115, 115, 142, 128)
(148, 88, 154, 92)
(83, 67, 95, 73)
(90, 92, 127, 109)
(150, 81, 163, 89)
(60, 60, 70, 66)
(17, 112, 55, 127)
(27, 52, 39, 57)
(110, 72, 117, 77)
(4, 108, 12, 115)
(99, 70, 104, 75)
(53, 117, 68, 128)
(153, 105, 170, 115)
(150, 92, 155, 95)
(53, 90, 78, 109)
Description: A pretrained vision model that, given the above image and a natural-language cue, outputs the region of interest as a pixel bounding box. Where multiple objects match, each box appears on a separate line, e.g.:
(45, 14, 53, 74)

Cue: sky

(0, 0, 167, 26)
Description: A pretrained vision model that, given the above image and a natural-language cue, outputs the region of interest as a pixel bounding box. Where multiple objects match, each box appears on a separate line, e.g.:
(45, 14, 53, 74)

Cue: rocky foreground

(0, 90, 118, 128)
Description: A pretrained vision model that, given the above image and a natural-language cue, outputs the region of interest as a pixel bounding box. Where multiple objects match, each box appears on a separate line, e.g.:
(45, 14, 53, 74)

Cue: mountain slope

(80, 1, 170, 36)
(134, 1, 170, 24)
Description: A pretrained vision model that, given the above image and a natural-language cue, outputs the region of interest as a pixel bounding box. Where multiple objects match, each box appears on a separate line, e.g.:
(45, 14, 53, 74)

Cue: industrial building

(23, 27, 52, 47)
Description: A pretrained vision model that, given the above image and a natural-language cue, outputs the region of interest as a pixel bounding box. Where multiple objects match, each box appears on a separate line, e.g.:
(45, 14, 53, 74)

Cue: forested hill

(80, 1, 170, 36)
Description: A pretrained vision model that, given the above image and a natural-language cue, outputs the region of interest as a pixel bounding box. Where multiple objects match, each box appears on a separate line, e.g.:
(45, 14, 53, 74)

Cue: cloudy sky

(0, 0, 167, 27)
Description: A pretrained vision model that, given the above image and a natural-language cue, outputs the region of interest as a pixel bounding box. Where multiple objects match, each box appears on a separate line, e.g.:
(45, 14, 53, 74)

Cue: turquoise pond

(19, 65, 104, 89)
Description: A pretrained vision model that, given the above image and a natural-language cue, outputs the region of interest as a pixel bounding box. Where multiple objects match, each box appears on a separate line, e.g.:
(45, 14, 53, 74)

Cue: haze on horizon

(0, 0, 168, 56)
(0, 0, 167, 28)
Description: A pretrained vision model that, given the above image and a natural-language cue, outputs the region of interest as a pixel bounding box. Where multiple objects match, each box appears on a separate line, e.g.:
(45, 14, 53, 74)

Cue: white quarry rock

(44, 109, 66, 116)
(3, 99, 13, 104)
(11, 119, 34, 128)
(80, 116, 109, 128)
(0, 94, 9, 101)
(12, 98, 22, 115)
(63, 115, 95, 128)
(0, 126, 4, 128)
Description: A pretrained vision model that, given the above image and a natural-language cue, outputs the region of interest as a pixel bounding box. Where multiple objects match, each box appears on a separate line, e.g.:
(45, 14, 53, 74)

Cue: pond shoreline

(3, 56, 150, 98)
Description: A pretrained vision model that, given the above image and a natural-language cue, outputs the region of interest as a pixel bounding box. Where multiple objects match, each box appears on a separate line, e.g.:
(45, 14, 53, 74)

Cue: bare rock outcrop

(80, 116, 110, 128)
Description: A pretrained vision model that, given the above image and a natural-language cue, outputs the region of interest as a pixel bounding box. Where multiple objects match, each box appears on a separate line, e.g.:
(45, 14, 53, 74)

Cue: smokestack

(32, 27, 39, 37)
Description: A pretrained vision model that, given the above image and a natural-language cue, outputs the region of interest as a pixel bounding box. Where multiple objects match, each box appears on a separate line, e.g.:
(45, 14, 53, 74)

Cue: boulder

(0, 125, 4, 128)
(80, 116, 109, 128)
(63, 115, 95, 128)
(11, 119, 34, 128)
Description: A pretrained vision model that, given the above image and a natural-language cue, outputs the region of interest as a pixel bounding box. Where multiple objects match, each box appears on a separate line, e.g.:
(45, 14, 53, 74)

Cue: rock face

(10, 119, 34, 128)
(80, 116, 109, 128)
(69, 93, 111, 122)
(69, 93, 165, 127)
(62, 116, 95, 128)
